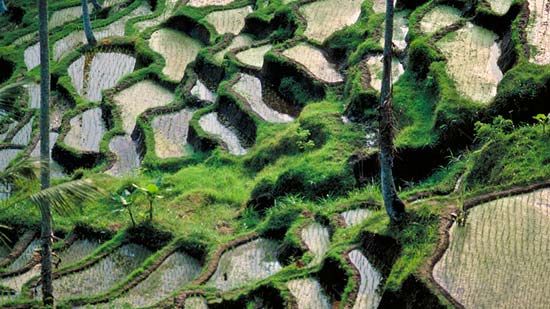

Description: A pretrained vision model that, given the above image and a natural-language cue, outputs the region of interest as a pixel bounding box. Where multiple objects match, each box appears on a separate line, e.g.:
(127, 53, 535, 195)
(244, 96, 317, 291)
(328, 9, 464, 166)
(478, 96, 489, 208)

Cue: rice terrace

(0, 0, 548, 308)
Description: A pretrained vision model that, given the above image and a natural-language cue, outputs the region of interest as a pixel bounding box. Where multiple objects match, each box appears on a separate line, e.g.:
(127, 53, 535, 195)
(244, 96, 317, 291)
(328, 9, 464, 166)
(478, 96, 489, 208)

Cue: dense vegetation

(0, 0, 548, 308)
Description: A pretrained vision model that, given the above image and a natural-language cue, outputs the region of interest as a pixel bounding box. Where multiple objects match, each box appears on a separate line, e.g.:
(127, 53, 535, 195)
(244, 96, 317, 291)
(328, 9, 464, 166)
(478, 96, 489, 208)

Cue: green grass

(1, 0, 550, 307)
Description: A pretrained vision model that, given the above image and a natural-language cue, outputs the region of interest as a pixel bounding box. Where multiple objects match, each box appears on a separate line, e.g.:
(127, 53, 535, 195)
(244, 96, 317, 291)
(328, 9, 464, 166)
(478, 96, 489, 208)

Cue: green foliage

(532, 113, 549, 133)
(133, 181, 163, 223)
(278, 77, 314, 107)
(111, 189, 137, 227)
(464, 120, 550, 190)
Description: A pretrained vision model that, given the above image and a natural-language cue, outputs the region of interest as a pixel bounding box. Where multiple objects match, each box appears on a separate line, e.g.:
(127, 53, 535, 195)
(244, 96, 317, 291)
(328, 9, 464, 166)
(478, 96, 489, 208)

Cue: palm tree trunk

(81, 0, 96, 45)
(90, 0, 102, 11)
(127, 207, 136, 227)
(38, 0, 54, 305)
(0, 0, 7, 15)
(379, 0, 405, 224)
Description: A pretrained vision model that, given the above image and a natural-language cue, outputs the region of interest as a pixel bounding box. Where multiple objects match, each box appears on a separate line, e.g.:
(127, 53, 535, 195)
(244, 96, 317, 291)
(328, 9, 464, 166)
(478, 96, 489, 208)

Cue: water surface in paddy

(526, 0, 550, 64)
(420, 5, 461, 35)
(214, 34, 253, 64)
(349, 249, 382, 309)
(301, 222, 330, 266)
(191, 79, 217, 103)
(341, 208, 372, 227)
(103, 251, 201, 308)
(433, 189, 550, 308)
(152, 109, 194, 158)
(68, 52, 136, 102)
(235, 44, 272, 69)
(149, 29, 202, 82)
(282, 43, 343, 83)
(207, 238, 281, 291)
(232, 73, 293, 123)
(113, 80, 174, 135)
(64, 108, 106, 153)
(199, 112, 248, 156)
(106, 135, 141, 177)
(35, 244, 152, 300)
(287, 277, 331, 309)
(436, 23, 503, 103)
(204, 6, 253, 35)
(300, 0, 363, 43)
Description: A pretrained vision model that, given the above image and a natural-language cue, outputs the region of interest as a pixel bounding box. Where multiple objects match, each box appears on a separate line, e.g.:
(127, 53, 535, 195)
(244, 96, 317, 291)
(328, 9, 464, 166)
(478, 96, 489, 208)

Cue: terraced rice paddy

(24, 43, 40, 70)
(433, 189, 550, 308)
(199, 112, 247, 155)
(287, 278, 331, 309)
(149, 29, 202, 82)
(30, 132, 65, 178)
(0, 122, 17, 143)
(282, 43, 343, 83)
(49, 4, 92, 30)
(7, 240, 40, 271)
(348, 249, 383, 309)
(207, 238, 282, 291)
(204, 6, 253, 35)
(64, 108, 106, 153)
(112, 80, 174, 134)
(106, 135, 141, 176)
(232, 73, 293, 123)
(526, 0, 550, 64)
(364, 55, 404, 92)
(188, 0, 235, 6)
(191, 79, 217, 103)
(184, 296, 208, 308)
(487, 0, 513, 15)
(26, 83, 40, 109)
(299, 0, 363, 43)
(0, 239, 100, 300)
(133, 0, 177, 31)
(152, 109, 194, 158)
(35, 244, 152, 300)
(420, 5, 462, 34)
(235, 44, 272, 69)
(436, 23, 503, 103)
(214, 34, 254, 63)
(54, 4, 152, 61)
(300, 222, 330, 265)
(69, 52, 136, 102)
(10, 118, 33, 146)
(0, 149, 21, 172)
(341, 209, 372, 227)
(105, 251, 201, 308)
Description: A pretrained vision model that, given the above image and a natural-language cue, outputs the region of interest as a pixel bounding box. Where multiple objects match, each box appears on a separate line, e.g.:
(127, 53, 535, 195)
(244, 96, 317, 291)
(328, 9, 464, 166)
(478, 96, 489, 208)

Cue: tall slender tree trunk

(379, 0, 405, 224)
(90, 0, 102, 11)
(81, 0, 96, 45)
(38, 0, 54, 306)
(0, 0, 7, 15)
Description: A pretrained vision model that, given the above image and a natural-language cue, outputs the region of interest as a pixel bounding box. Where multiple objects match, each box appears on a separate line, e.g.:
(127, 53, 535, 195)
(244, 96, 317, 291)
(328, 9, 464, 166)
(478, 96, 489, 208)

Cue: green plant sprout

(111, 189, 137, 227)
(133, 182, 163, 222)
(533, 113, 549, 134)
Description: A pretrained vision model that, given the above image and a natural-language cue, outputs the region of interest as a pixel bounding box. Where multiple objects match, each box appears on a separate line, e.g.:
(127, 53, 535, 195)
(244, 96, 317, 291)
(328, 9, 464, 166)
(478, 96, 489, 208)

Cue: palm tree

(378, 0, 405, 224)
(0, 81, 26, 113)
(81, 0, 97, 45)
(0, 160, 103, 303)
(0, 0, 7, 15)
(37, 0, 55, 304)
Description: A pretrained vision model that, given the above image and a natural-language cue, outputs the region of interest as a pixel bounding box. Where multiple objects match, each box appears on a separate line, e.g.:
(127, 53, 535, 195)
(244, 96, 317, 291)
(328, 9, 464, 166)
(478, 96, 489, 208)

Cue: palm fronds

(0, 81, 26, 112)
(0, 157, 37, 187)
(29, 179, 105, 216)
